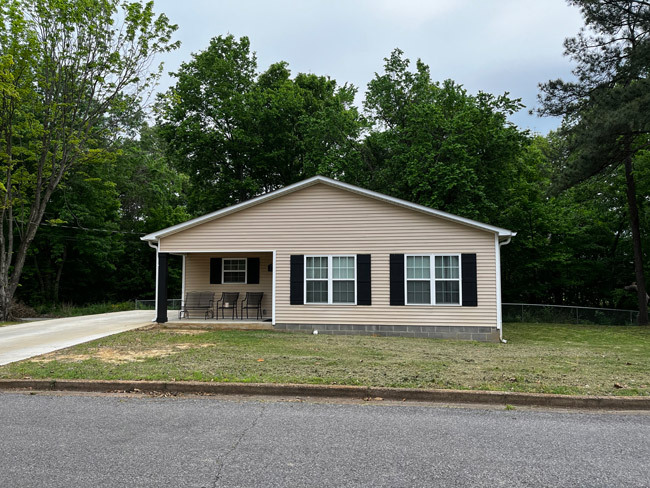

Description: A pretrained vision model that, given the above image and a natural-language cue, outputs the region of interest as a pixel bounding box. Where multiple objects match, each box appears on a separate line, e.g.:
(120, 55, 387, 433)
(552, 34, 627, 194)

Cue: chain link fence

(134, 299, 181, 311)
(503, 303, 639, 326)
(133, 299, 639, 326)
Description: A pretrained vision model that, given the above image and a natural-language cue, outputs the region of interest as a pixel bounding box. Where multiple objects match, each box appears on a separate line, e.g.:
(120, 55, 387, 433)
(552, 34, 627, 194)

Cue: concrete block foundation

(274, 323, 500, 342)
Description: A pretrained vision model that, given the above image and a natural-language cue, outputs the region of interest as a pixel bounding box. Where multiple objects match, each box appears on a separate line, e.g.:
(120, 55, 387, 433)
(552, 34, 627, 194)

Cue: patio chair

(216, 292, 240, 319)
(179, 291, 215, 319)
(240, 292, 264, 320)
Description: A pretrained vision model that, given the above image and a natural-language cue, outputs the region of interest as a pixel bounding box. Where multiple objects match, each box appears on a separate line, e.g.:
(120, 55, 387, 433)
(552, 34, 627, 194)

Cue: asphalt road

(0, 311, 153, 365)
(1, 393, 648, 488)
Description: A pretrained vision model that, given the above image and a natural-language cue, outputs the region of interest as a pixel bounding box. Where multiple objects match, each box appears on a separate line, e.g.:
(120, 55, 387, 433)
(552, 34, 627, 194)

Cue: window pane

(223, 258, 246, 283)
(333, 256, 354, 280)
(306, 280, 328, 303)
(307, 256, 328, 280)
(407, 281, 431, 304)
(346, 257, 355, 278)
(321, 257, 328, 279)
(407, 255, 430, 279)
(435, 280, 460, 304)
(333, 280, 355, 303)
(224, 271, 245, 283)
(224, 259, 246, 271)
(435, 255, 459, 279)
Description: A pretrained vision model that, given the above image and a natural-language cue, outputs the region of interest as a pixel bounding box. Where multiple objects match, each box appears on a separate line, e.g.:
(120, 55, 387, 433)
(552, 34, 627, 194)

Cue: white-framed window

(223, 258, 247, 284)
(405, 254, 461, 305)
(406, 255, 431, 304)
(305, 256, 328, 303)
(305, 255, 356, 304)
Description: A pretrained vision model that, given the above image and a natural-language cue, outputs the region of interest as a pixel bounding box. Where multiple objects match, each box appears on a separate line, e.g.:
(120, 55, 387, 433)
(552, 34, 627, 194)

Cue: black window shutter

(389, 254, 405, 306)
(356, 254, 371, 305)
(210, 258, 222, 284)
(461, 253, 478, 306)
(290, 255, 304, 305)
(247, 257, 260, 284)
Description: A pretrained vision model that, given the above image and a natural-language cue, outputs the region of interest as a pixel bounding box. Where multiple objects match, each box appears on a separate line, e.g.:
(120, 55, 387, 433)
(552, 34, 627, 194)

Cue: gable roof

(141, 176, 515, 242)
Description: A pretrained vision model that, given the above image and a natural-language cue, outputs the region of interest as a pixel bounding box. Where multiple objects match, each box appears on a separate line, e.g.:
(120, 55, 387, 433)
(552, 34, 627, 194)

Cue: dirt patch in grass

(32, 343, 215, 364)
(154, 328, 209, 335)
(2, 323, 649, 396)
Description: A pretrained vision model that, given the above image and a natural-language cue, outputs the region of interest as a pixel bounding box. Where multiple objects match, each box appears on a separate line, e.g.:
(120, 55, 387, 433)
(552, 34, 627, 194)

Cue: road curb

(0, 379, 648, 410)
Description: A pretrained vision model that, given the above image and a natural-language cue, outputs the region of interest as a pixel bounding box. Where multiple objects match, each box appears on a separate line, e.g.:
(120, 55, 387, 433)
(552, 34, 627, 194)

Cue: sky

(152, 0, 585, 134)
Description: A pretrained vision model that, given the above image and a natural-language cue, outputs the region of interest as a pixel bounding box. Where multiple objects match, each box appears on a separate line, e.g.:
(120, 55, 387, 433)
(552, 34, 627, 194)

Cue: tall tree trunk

(53, 245, 67, 304)
(33, 256, 46, 299)
(623, 154, 649, 325)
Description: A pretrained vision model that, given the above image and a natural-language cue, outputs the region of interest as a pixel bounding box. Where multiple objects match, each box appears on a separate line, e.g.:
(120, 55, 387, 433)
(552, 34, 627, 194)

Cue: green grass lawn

(1, 322, 648, 396)
(0, 321, 19, 327)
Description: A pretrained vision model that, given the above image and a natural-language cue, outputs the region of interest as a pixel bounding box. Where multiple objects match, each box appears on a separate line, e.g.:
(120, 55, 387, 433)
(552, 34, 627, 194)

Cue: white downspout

(495, 235, 512, 343)
(148, 241, 159, 322)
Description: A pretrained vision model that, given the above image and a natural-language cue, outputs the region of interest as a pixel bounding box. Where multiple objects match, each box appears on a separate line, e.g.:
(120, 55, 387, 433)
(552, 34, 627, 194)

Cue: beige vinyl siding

(162, 183, 498, 328)
(184, 253, 273, 319)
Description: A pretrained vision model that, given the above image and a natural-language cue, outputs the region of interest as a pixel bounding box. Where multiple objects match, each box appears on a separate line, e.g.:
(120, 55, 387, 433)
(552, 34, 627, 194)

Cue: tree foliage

(0, 0, 178, 318)
(538, 0, 650, 324)
(356, 49, 528, 223)
(18, 125, 188, 306)
(500, 133, 642, 308)
(156, 35, 362, 215)
(5, 16, 648, 322)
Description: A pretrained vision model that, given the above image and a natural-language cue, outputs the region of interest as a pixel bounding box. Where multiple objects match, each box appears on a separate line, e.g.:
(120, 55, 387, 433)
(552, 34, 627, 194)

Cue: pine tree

(538, 0, 650, 324)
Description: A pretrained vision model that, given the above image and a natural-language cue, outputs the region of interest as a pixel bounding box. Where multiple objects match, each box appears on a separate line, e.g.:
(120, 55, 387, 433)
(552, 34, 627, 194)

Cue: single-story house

(142, 176, 515, 342)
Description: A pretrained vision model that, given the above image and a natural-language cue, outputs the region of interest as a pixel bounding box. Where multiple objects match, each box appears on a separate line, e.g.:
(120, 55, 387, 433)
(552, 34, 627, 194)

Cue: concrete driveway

(0, 310, 154, 366)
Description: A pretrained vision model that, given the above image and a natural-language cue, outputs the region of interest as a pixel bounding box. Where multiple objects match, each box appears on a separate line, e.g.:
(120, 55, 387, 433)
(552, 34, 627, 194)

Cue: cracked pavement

(211, 402, 267, 487)
(1, 392, 649, 487)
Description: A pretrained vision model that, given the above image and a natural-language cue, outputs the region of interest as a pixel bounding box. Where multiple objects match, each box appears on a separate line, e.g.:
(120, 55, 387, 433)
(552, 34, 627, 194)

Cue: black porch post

(156, 252, 169, 323)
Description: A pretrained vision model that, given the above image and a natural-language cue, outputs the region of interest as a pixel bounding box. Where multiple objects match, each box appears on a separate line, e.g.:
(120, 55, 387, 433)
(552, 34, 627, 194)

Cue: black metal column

(156, 252, 169, 323)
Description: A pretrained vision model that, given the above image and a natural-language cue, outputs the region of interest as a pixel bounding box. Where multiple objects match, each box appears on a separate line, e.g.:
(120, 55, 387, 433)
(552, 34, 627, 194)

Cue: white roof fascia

(141, 175, 515, 242)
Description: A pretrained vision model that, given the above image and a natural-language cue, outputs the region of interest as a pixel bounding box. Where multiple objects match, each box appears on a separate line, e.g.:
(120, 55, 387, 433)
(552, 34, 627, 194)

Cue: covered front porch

(154, 251, 275, 325)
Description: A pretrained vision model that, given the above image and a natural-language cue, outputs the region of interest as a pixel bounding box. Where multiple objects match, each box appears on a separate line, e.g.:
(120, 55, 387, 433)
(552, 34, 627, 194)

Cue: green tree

(248, 62, 362, 193)
(21, 154, 123, 305)
(0, 0, 178, 319)
(359, 49, 527, 223)
(18, 125, 189, 306)
(108, 125, 189, 301)
(157, 35, 362, 215)
(500, 134, 637, 308)
(537, 0, 650, 324)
